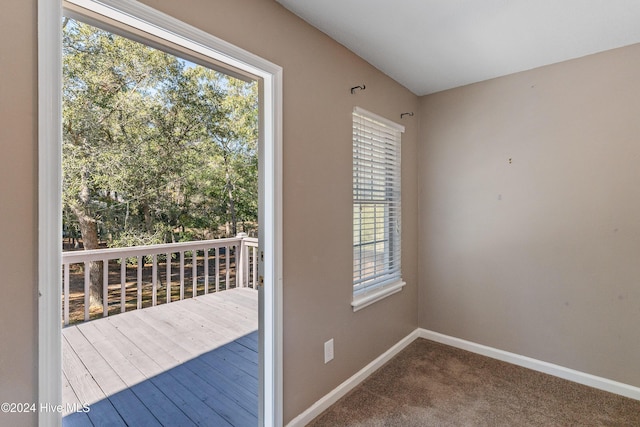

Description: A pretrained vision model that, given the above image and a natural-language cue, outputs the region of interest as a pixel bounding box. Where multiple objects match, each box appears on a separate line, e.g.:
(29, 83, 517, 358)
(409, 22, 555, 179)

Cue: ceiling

(276, 0, 640, 95)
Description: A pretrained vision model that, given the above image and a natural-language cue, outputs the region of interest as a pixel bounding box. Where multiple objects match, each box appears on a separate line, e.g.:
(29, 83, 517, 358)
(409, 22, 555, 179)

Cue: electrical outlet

(324, 339, 334, 363)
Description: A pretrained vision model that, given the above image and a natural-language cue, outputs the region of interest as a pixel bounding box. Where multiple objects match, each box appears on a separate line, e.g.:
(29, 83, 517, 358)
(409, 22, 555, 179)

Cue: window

(352, 107, 405, 311)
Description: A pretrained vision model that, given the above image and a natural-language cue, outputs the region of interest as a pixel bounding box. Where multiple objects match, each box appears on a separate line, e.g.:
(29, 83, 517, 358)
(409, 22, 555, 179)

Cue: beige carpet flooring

(309, 339, 640, 426)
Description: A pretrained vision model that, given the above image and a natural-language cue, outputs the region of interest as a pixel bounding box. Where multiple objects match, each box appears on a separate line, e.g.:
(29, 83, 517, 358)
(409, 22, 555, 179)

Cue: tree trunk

(224, 156, 237, 237)
(70, 203, 103, 308)
(142, 202, 153, 233)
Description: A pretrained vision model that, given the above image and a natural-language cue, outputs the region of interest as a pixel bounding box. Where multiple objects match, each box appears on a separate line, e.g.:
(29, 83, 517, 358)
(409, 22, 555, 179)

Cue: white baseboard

(418, 328, 640, 402)
(286, 329, 421, 427)
(288, 328, 640, 426)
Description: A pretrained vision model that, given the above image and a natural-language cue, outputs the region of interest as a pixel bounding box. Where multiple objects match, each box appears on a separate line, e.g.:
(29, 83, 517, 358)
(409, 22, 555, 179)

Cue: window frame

(351, 107, 405, 311)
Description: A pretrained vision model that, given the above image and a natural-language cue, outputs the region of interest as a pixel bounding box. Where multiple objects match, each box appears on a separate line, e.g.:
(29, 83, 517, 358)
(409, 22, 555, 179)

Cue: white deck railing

(62, 234, 258, 325)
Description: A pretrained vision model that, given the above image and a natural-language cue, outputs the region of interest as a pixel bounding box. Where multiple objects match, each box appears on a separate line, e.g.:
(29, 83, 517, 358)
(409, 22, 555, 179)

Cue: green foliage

(62, 18, 258, 249)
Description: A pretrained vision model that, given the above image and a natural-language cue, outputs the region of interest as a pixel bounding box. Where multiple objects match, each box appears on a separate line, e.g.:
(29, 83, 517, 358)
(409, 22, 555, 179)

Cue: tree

(63, 18, 179, 305)
(198, 72, 259, 236)
(62, 18, 258, 307)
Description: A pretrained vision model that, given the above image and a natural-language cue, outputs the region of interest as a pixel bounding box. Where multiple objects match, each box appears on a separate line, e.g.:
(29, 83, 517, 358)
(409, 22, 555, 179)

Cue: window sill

(351, 280, 406, 312)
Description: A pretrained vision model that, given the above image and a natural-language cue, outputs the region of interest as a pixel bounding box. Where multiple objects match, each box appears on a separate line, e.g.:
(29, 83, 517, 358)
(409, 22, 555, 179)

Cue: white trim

(38, 0, 63, 425)
(67, 0, 275, 79)
(351, 280, 406, 312)
(418, 329, 640, 401)
(286, 329, 421, 427)
(260, 56, 284, 427)
(39, 1, 283, 426)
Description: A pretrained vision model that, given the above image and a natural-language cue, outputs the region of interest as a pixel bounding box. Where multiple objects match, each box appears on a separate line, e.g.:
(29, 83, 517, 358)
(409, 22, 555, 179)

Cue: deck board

(62, 371, 93, 426)
(236, 334, 259, 353)
(108, 310, 193, 366)
(170, 363, 257, 426)
(151, 372, 233, 427)
(62, 288, 258, 427)
(62, 336, 126, 426)
(197, 347, 260, 391)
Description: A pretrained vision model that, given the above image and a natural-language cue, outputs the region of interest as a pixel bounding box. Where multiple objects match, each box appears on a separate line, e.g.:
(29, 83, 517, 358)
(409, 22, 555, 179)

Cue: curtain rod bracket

(400, 112, 414, 119)
(350, 84, 366, 94)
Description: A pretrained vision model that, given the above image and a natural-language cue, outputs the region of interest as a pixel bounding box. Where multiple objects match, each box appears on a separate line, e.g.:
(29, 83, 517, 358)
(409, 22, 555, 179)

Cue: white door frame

(37, 1, 283, 425)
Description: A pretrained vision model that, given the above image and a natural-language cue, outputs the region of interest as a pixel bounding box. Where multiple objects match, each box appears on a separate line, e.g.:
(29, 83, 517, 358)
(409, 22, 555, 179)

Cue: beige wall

(0, 0, 418, 424)
(418, 43, 640, 387)
(0, 0, 38, 426)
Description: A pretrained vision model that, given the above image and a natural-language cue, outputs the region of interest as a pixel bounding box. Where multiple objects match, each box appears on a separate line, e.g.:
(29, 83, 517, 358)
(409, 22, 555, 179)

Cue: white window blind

(353, 107, 404, 297)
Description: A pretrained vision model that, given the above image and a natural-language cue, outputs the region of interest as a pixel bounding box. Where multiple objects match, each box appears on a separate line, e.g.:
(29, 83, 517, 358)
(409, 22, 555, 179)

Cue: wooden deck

(62, 287, 258, 427)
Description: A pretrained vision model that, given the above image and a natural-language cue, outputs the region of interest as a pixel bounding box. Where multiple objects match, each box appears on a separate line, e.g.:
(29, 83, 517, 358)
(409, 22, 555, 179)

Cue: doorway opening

(38, 0, 282, 425)
(62, 15, 260, 426)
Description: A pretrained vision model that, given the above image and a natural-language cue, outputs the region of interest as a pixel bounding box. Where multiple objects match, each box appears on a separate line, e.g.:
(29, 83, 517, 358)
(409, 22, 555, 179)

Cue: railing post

(84, 261, 90, 321)
(136, 255, 142, 310)
(166, 252, 172, 304)
(192, 249, 197, 297)
(64, 263, 70, 325)
(180, 251, 185, 300)
(215, 247, 220, 292)
(152, 254, 158, 306)
(120, 258, 126, 313)
(102, 259, 109, 317)
(204, 248, 209, 294)
(236, 233, 247, 287)
(252, 246, 257, 289)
